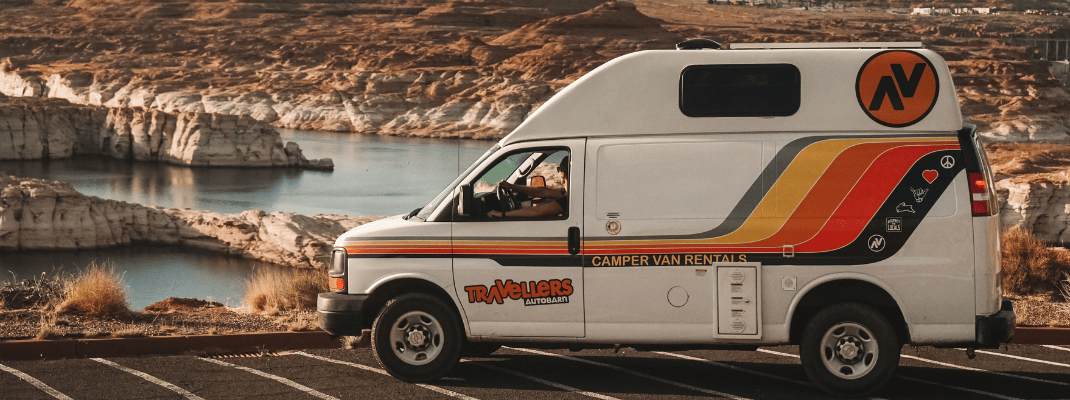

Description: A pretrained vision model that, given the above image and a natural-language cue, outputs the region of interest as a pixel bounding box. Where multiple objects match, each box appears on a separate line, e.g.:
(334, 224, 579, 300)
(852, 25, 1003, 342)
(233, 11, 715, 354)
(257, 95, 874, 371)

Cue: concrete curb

(0, 331, 353, 361)
(0, 328, 1065, 361)
(1012, 327, 1070, 345)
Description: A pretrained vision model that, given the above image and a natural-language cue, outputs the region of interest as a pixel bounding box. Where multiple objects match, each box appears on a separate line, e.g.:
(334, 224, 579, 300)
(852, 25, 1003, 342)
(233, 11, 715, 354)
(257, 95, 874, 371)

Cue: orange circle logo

(855, 50, 939, 128)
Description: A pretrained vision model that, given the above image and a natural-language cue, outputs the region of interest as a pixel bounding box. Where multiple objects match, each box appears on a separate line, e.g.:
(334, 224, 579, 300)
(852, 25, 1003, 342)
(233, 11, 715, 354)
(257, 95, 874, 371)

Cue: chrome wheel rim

(389, 311, 444, 366)
(819, 322, 879, 380)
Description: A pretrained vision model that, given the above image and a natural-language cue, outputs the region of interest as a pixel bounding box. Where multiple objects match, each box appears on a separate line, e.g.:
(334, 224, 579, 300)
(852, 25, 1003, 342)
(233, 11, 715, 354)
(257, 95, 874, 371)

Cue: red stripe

(795, 144, 958, 252)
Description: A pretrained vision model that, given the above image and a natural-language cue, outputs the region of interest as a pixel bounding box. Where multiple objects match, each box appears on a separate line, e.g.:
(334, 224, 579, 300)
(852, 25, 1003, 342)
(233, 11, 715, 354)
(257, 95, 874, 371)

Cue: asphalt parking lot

(2, 343, 1068, 399)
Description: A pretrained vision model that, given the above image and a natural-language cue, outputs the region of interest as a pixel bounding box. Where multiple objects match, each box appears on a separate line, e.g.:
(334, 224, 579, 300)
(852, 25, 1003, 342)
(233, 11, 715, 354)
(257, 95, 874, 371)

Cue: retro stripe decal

(584, 137, 958, 253)
(341, 136, 963, 266)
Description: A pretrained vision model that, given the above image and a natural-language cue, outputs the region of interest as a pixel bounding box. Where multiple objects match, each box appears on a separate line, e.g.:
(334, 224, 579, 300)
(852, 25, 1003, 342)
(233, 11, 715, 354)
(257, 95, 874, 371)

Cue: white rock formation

(0, 96, 332, 169)
(0, 67, 552, 139)
(997, 178, 1070, 244)
(0, 175, 378, 269)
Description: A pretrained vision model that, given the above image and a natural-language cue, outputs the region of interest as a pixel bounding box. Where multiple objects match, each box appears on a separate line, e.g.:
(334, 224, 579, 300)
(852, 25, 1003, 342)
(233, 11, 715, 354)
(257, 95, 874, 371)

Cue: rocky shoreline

(3, 1, 1070, 142)
(0, 95, 332, 169)
(0, 174, 381, 269)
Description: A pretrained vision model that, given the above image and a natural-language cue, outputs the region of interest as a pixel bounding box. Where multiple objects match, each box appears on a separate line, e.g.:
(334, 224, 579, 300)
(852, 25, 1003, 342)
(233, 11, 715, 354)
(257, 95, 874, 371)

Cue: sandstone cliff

(987, 142, 1070, 243)
(0, 96, 332, 168)
(997, 179, 1070, 244)
(2, 0, 1068, 140)
(0, 174, 378, 269)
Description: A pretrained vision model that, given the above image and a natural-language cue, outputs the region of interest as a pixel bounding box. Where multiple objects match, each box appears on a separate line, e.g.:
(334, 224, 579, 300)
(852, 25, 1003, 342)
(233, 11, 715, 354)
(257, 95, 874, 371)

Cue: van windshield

(414, 144, 499, 221)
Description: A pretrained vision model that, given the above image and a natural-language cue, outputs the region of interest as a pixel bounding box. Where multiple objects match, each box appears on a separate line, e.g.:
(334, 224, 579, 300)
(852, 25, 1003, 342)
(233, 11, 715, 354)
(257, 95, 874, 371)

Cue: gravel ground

(1011, 295, 1070, 327)
(0, 299, 318, 341)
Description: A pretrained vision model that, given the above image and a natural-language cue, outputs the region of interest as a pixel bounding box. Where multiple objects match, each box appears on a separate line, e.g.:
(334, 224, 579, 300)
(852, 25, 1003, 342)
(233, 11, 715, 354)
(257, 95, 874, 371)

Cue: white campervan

(318, 41, 1014, 396)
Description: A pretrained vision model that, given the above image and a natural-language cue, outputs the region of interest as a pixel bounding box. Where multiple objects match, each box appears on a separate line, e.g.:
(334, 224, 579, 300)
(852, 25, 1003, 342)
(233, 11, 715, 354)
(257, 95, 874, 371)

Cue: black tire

(462, 342, 502, 357)
(799, 302, 900, 397)
(371, 293, 464, 382)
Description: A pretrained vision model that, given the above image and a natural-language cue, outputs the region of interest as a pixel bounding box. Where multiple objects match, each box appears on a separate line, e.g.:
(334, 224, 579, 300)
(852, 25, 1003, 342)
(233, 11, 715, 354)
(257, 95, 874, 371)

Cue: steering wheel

(497, 183, 518, 213)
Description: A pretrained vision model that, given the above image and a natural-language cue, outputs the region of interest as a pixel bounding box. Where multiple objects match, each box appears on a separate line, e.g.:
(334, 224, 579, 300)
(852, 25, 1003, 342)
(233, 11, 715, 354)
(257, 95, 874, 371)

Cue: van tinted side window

(679, 64, 801, 117)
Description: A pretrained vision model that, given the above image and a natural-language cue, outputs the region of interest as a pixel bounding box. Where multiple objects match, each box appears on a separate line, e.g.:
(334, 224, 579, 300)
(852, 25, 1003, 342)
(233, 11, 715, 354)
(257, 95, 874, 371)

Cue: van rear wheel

(799, 302, 900, 397)
(371, 293, 463, 382)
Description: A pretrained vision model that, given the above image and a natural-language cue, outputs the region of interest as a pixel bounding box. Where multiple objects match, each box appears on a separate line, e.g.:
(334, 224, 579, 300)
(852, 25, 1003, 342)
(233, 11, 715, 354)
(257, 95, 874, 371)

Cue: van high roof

(501, 43, 961, 146)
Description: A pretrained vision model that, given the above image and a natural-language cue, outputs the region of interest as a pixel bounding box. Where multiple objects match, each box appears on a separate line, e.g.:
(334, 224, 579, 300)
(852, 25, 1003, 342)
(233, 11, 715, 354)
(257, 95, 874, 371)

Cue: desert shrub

(1001, 227, 1070, 296)
(58, 262, 130, 319)
(0, 272, 65, 310)
(243, 268, 327, 312)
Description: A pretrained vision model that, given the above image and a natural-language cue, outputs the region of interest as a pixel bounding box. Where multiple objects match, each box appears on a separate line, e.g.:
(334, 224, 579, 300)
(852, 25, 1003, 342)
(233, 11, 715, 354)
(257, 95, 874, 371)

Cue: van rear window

(679, 64, 800, 117)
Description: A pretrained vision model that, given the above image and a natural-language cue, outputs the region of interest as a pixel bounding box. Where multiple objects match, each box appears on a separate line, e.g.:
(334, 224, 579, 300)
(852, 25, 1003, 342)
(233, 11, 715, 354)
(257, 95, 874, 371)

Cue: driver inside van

(488, 156, 568, 218)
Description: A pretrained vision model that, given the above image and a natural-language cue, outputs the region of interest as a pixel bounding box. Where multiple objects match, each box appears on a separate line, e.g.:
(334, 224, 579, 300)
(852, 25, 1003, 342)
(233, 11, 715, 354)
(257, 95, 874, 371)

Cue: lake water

(0, 131, 491, 308)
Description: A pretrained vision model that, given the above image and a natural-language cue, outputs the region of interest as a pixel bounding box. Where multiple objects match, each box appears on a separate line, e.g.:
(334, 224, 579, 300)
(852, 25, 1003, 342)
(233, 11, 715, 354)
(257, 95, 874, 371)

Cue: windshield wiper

(403, 207, 421, 220)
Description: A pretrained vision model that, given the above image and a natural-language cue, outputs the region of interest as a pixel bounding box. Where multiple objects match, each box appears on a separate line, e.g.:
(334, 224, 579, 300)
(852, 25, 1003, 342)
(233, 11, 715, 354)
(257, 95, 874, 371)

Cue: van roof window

(679, 64, 801, 118)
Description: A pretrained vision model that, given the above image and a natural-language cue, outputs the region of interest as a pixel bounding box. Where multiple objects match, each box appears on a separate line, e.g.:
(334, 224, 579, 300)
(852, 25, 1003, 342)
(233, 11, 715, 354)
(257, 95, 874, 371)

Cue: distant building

(912, 7, 991, 15)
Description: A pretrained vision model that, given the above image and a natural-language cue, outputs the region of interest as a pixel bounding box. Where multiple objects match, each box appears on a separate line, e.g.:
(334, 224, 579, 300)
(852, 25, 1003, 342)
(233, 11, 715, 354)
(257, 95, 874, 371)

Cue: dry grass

(35, 312, 60, 340)
(57, 262, 130, 319)
(1001, 227, 1070, 296)
(243, 268, 327, 313)
(1, 271, 66, 311)
(1012, 295, 1070, 327)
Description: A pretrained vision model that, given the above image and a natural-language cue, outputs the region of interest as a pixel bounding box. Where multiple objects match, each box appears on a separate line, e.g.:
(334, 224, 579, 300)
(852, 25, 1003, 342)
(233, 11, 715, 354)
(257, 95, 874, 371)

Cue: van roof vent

(676, 38, 722, 50)
(729, 42, 924, 50)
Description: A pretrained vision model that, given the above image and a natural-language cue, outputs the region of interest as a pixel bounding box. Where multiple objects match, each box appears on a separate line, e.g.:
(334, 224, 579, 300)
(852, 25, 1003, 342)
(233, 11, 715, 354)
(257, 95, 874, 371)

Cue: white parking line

(199, 357, 340, 400)
(757, 349, 799, 359)
(901, 354, 1070, 387)
(508, 347, 750, 400)
(1042, 345, 1070, 353)
(760, 348, 1021, 400)
(0, 363, 74, 400)
(464, 360, 619, 400)
(293, 351, 479, 400)
(92, 358, 206, 400)
(654, 351, 814, 387)
(970, 349, 1070, 368)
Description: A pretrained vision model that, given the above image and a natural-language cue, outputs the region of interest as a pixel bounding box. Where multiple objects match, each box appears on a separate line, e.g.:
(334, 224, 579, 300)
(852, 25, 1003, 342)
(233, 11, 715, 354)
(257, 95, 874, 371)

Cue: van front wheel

(799, 302, 900, 397)
(371, 293, 463, 382)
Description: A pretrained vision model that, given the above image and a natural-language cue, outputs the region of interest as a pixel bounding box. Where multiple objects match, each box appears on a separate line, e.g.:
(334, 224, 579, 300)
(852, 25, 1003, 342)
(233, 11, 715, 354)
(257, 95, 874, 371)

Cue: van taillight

(968, 172, 995, 216)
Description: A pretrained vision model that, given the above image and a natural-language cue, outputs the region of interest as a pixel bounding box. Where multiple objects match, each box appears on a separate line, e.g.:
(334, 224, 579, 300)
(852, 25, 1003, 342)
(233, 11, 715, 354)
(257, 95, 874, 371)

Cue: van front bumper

(316, 292, 368, 337)
(976, 299, 1015, 347)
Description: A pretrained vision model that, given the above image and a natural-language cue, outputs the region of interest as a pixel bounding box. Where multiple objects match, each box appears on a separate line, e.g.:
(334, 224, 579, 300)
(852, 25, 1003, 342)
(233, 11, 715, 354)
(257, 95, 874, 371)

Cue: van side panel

(584, 133, 974, 345)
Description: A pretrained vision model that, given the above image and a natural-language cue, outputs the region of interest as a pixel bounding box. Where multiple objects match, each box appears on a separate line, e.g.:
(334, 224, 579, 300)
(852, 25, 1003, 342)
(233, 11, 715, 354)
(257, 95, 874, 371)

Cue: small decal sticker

(464, 278, 573, 306)
(886, 217, 902, 232)
(855, 50, 939, 128)
(910, 187, 928, 203)
(941, 155, 956, 169)
(922, 170, 938, 184)
(896, 202, 916, 213)
(868, 234, 886, 252)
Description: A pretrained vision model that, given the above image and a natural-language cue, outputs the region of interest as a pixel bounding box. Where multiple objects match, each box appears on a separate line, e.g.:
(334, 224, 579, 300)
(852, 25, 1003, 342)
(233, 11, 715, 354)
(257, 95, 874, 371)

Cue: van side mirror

(530, 176, 545, 187)
(457, 184, 473, 217)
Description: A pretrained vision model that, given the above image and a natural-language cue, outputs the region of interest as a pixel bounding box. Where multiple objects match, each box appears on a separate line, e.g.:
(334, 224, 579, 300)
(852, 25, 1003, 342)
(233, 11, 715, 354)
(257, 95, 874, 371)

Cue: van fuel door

(715, 263, 762, 338)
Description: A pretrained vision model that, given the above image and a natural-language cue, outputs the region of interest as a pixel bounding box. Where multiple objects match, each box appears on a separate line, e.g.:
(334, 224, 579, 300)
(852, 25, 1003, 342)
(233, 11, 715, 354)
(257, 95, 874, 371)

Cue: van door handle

(568, 227, 580, 255)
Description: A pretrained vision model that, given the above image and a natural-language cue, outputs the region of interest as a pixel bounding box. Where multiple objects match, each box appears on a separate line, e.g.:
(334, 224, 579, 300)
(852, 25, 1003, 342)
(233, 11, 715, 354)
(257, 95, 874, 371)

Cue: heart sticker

(922, 170, 938, 184)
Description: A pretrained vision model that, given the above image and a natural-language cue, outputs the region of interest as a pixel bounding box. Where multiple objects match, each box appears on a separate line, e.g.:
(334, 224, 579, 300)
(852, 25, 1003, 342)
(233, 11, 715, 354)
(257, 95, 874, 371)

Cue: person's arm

(500, 181, 565, 199)
(488, 199, 564, 218)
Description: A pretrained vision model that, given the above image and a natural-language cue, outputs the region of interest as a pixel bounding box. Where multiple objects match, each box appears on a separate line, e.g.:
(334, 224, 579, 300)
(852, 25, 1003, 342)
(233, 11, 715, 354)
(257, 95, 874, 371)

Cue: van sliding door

(582, 137, 764, 341)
